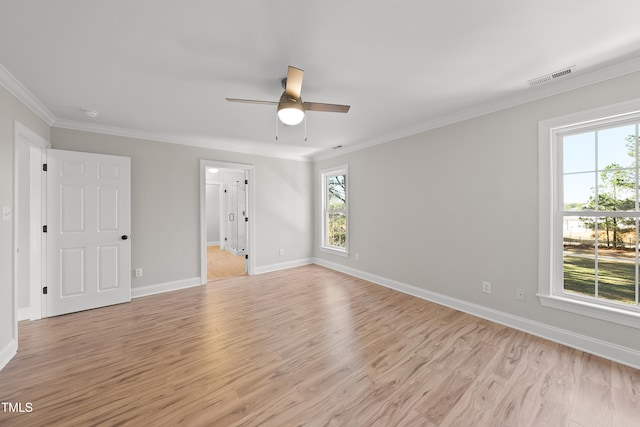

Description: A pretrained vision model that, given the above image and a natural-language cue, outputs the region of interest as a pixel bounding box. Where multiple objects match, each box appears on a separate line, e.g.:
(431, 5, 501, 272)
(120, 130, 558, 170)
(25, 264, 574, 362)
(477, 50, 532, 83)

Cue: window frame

(320, 165, 349, 257)
(539, 98, 640, 329)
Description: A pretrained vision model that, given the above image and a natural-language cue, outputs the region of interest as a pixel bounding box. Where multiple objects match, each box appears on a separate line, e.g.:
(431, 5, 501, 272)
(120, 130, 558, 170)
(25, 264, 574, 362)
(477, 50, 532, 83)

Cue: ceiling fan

(226, 66, 350, 126)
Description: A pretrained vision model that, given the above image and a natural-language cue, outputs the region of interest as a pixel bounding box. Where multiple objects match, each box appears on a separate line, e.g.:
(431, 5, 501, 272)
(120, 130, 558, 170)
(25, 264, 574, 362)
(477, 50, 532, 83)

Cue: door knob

(121, 235, 129, 240)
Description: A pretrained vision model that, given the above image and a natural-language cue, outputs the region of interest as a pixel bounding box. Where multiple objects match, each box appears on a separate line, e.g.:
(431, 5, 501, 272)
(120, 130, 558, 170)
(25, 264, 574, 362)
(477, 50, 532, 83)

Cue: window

(539, 99, 640, 328)
(321, 166, 348, 256)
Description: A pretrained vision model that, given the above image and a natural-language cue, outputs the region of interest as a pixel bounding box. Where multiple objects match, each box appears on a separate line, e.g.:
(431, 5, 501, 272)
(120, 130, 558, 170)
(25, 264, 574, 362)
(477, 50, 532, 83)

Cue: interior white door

(46, 149, 131, 316)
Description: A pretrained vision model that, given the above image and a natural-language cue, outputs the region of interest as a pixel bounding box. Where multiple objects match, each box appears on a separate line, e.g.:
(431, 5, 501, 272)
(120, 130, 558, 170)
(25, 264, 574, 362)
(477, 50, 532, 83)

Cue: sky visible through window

(563, 124, 637, 208)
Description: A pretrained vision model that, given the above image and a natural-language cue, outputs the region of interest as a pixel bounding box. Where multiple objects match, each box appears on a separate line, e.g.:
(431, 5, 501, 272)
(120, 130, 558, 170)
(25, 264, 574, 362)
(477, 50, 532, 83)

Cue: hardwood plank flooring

(0, 265, 638, 426)
(207, 245, 246, 281)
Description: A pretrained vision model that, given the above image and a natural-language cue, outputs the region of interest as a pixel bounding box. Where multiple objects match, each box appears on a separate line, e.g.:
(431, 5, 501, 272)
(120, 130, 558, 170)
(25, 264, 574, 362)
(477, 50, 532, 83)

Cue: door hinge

(42, 163, 47, 172)
(42, 286, 47, 295)
(245, 179, 248, 185)
(42, 225, 47, 233)
(245, 217, 248, 222)
(245, 254, 249, 260)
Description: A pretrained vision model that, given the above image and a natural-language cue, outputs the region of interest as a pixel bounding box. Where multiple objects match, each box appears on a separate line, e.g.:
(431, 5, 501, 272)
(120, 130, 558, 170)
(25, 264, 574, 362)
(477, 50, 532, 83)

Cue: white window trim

(320, 165, 349, 257)
(538, 98, 640, 329)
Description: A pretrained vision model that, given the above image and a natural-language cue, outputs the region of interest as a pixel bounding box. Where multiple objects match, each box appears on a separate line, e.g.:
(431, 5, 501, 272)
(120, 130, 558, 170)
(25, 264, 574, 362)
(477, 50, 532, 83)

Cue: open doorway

(206, 167, 246, 281)
(200, 160, 254, 283)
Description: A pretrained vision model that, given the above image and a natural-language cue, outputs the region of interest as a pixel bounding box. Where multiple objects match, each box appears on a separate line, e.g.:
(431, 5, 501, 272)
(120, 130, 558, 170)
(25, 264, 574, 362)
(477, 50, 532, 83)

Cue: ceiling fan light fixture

(277, 107, 305, 126)
(277, 93, 305, 125)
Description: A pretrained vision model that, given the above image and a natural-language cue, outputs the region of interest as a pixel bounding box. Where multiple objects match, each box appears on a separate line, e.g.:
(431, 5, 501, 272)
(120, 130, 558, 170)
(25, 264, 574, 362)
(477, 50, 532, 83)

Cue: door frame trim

(13, 121, 50, 327)
(199, 159, 255, 283)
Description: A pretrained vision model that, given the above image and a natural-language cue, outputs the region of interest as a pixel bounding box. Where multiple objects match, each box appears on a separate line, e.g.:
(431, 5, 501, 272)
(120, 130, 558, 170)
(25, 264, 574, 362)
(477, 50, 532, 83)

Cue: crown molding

(4, 52, 640, 164)
(0, 63, 316, 162)
(312, 54, 640, 162)
(52, 118, 316, 162)
(0, 64, 56, 125)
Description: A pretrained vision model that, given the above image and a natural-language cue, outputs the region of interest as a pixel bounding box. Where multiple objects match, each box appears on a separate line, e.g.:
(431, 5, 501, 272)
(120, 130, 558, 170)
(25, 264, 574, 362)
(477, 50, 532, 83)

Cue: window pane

(563, 244, 596, 298)
(563, 215, 594, 247)
(597, 167, 635, 211)
(597, 124, 636, 169)
(563, 214, 596, 299)
(563, 172, 595, 210)
(327, 211, 346, 247)
(563, 132, 595, 173)
(596, 216, 632, 249)
(327, 175, 346, 210)
(596, 215, 636, 305)
(596, 251, 636, 306)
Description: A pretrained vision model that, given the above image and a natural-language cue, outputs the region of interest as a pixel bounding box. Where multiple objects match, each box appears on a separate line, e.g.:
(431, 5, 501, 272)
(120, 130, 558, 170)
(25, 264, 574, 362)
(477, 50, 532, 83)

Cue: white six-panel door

(46, 149, 131, 316)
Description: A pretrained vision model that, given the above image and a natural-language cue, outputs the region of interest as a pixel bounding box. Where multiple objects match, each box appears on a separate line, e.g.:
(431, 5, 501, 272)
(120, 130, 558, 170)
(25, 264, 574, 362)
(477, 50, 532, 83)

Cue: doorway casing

(13, 121, 50, 327)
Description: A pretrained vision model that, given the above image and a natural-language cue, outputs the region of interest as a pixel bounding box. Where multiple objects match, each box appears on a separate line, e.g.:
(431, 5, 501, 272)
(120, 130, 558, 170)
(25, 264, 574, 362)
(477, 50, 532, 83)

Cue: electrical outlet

(482, 281, 491, 294)
(355, 253, 360, 261)
(279, 248, 284, 256)
(516, 288, 525, 301)
(135, 268, 142, 277)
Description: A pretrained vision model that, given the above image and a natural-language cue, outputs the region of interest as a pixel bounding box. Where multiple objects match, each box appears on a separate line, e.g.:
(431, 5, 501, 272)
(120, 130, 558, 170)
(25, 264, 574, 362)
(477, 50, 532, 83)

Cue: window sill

(538, 294, 640, 329)
(320, 246, 349, 258)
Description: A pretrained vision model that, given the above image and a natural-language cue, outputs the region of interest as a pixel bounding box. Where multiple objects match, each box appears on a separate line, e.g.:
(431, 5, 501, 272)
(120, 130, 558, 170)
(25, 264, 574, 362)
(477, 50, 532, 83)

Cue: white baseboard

(132, 259, 314, 299)
(313, 258, 640, 370)
(254, 258, 314, 275)
(131, 277, 202, 299)
(0, 339, 17, 371)
(17, 307, 30, 321)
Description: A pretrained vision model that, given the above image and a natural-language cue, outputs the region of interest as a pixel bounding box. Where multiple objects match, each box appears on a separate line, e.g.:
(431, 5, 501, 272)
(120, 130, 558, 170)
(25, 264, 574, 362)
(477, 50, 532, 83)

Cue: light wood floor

(207, 245, 246, 281)
(0, 265, 638, 426)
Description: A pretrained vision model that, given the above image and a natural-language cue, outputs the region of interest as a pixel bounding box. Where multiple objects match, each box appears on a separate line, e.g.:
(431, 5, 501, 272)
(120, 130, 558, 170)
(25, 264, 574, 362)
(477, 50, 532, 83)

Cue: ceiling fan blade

(303, 102, 350, 113)
(285, 66, 304, 98)
(226, 98, 278, 106)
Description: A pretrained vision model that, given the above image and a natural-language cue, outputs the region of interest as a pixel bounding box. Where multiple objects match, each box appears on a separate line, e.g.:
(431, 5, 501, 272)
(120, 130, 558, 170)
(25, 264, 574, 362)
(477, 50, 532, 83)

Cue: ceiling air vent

(527, 65, 576, 87)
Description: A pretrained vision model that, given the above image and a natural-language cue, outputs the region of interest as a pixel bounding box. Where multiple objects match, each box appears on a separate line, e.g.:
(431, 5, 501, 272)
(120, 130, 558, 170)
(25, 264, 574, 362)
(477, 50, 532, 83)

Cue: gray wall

(0, 85, 49, 365)
(51, 128, 314, 288)
(314, 70, 640, 353)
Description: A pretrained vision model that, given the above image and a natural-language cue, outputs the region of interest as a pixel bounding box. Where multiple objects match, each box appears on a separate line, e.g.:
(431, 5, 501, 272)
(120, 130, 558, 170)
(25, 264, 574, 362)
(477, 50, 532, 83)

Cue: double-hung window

(320, 166, 348, 256)
(539, 99, 640, 328)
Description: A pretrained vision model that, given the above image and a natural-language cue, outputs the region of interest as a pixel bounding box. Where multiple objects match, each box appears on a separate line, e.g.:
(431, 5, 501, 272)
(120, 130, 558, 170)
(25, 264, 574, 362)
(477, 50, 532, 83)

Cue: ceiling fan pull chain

(275, 113, 279, 141)
(304, 114, 308, 142)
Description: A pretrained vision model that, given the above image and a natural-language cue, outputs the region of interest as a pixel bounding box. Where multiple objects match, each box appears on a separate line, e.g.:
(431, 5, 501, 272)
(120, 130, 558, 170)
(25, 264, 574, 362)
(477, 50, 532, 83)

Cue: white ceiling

(2, 1, 640, 161)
